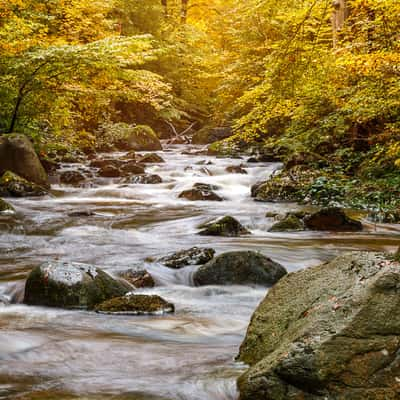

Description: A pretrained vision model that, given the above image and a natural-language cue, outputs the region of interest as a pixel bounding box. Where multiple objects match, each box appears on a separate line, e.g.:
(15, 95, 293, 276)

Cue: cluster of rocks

(267, 207, 363, 232)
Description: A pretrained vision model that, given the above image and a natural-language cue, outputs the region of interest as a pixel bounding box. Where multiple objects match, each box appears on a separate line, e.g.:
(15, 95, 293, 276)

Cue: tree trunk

(332, 0, 350, 47)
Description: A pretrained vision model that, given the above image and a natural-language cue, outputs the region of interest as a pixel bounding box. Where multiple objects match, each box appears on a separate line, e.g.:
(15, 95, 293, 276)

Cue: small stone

(158, 247, 215, 269)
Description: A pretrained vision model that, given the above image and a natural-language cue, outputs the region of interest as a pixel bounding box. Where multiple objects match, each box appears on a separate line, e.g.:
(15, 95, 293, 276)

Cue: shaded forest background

(1, 0, 399, 211)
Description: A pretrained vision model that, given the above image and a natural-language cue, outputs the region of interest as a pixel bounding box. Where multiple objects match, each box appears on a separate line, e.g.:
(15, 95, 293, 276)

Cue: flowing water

(0, 144, 399, 400)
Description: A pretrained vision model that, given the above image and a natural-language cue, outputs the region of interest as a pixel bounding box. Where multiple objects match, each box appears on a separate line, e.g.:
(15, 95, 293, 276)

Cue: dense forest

(1, 0, 399, 214)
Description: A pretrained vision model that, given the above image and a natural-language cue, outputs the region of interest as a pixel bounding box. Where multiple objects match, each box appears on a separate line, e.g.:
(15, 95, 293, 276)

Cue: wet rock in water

(226, 165, 248, 174)
(95, 294, 174, 315)
(24, 261, 131, 309)
(0, 133, 49, 188)
(195, 160, 213, 166)
(237, 252, 400, 400)
(158, 247, 216, 269)
(138, 153, 165, 164)
(0, 171, 48, 197)
(179, 187, 223, 201)
(268, 213, 305, 232)
(68, 210, 96, 217)
(120, 161, 145, 175)
(98, 165, 121, 178)
(193, 251, 287, 286)
(192, 182, 219, 191)
(304, 207, 362, 231)
(89, 159, 124, 169)
(59, 170, 86, 185)
(123, 150, 136, 160)
(120, 268, 155, 288)
(0, 198, 15, 213)
(198, 216, 250, 237)
(40, 156, 60, 174)
(124, 174, 163, 184)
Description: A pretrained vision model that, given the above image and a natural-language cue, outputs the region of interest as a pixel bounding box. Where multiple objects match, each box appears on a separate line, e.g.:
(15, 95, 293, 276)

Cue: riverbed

(0, 144, 399, 400)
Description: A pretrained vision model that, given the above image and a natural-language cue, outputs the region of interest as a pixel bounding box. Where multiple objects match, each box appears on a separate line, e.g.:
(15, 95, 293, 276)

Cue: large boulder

(191, 126, 233, 145)
(193, 251, 287, 286)
(0, 171, 48, 197)
(95, 294, 174, 315)
(0, 134, 49, 188)
(304, 207, 362, 231)
(237, 252, 400, 400)
(24, 261, 131, 309)
(198, 216, 250, 237)
(123, 125, 162, 151)
(158, 247, 215, 269)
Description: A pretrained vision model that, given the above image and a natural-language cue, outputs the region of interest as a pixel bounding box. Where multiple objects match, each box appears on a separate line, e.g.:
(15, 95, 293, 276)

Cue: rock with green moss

(24, 261, 131, 309)
(0, 134, 49, 188)
(268, 214, 305, 232)
(193, 251, 287, 286)
(198, 216, 250, 237)
(95, 294, 174, 315)
(0, 198, 15, 213)
(191, 126, 233, 145)
(238, 252, 400, 400)
(0, 171, 48, 197)
(123, 125, 162, 151)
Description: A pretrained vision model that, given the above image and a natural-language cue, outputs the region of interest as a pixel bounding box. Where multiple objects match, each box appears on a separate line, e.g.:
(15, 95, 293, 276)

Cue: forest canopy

(0, 0, 399, 186)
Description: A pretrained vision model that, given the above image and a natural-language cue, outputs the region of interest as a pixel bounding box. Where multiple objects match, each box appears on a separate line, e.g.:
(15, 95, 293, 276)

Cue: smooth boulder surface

(238, 252, 400, 400)
(0, 134, 49, 188)
(268, 214, 305, 232)
(158, 247, 215, 269)
(193, 251, 287, 286)
(198, 216, 250, 237)
(120, 268, 155, 288)
(24, 261, 131, 309)
(95, 294, 174, 315)
(0, 171, 48, 197)
(304, 207, 362, 231)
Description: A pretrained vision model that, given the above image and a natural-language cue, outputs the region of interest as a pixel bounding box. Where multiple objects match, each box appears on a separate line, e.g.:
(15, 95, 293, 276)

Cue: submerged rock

(120, 269, 155, 288)
(0, 133, 49, 187)
(198, 216, 250, 237)
(268, 213, 305, 232)
(179, 188, 223, 201)
(238, 252, 400, 400)
(126, 174, 162, 184)
(24, 261, 130, 309)
(304, 207, 362, 231)
(0, 171, 48, 197)
(193, 251, 287, 286)
(158, 247, 215, 269)
(95, 294, 174, 315)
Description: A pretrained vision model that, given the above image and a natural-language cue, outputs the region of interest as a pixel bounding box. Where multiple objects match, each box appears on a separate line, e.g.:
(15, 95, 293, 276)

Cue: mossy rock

(122, 125, 162, 151)
(24, 261, 131, 310)
(198, 216, 250, 237)
(95, 294, 174, 315)
(192, 126, 233, 145)
(0, 171, 48, 197)
(268, 214, 305, 232)
(0, 198, 15, 213)
(238, 252, 400, 399)
(193, 251, 287, 286)
(0, 133, 49, 187)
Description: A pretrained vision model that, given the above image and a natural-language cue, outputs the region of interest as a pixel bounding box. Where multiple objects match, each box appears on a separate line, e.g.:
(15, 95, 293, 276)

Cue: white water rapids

(0, 144, 398, 400)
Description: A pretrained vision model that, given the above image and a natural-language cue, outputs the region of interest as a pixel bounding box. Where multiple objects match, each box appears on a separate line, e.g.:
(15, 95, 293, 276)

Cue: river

(0, 144, 399, 400)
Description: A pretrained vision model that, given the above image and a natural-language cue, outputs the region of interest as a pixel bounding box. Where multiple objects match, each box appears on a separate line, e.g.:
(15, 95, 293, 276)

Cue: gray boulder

(0, 134, 49, 188)
(238, 252, 400, 400)
(193, 251, 287, 286)
(158, 247, 215, 269)
(24, 261, 131, 309)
